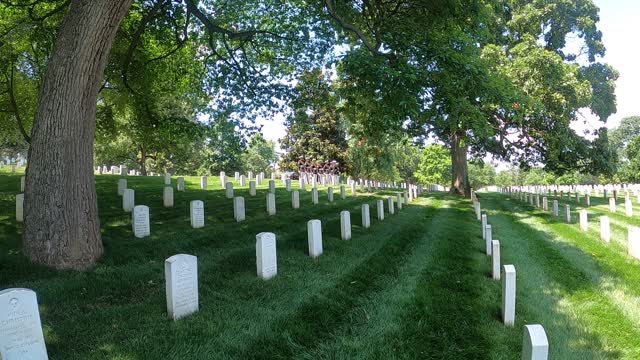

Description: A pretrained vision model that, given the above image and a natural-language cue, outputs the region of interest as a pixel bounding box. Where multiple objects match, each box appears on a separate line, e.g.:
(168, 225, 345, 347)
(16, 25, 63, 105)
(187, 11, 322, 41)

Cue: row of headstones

(509, 183, 640, 195)
(129, 190, 410, 238)
(472, 195, 549, 360)
(509, 190, 640, 262)
(503, 188, 637, 218)
(505, 186, 640, 204)
(1, 191, 420, 358)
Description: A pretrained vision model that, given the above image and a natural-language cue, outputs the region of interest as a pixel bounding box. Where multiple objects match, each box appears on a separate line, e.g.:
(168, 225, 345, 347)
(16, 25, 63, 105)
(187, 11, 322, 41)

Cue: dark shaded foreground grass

(1, 172, 638, 358)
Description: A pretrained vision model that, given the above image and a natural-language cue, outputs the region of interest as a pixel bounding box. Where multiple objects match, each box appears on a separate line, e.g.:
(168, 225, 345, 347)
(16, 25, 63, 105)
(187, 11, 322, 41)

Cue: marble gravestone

(225, 182, 234, 199)
(200, 176, 208, 190)
(177, 177, 185, 192)
(190, 200, 205, 228)
(388, 196, 395, 215)
(233, 197, 245, 222)
(579, 210, 588, 231)
(285, 179, 292, 192)
(600, 216, 611, 242)
(16, 193, 24, 222)
(502, 264, 516, 326)
(485, 224, 492, 256)
(291, 190, 300, 209)
(249, 180, 257, 196)
(307, 219, 323, 258)
(340, 185, 346, 200)
(328, 187, 334, 202)
(565, 205, 571, 223)
(482, 214, 488, 240)
(522, 324, 549, 360)
(361, 204, 371, 229)
(340, 210, 351, 240)
(266, 193, 276, 216)
(377, 199, 385, 220)
(165, 254, 199, 320)
(312, 187, 319, 205)
(118, 178, 127, 195)
(240, 175, 246, 187)
(256, 232, 277, 280)
(269, 180, 276, 194)
(234, 171, 240, 181)
(132, 205, 150, 238)
(164, 173, 171, 185)
(397, 193, 402, 210)
(628, 227, 640, 260)
(492, 240, 501, 280)
(163, 186, 174, 208)
(609, 197, 616, 213)
(299, 178, 306, 191)
(626, 199, 633, 217)
(553, 200, 559, 217)
(123, 189, 135, 212)
(0, 288, 48, 359)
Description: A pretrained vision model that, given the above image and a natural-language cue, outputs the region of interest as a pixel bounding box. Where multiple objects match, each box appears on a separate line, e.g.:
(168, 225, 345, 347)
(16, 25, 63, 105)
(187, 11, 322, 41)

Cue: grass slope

(1, 171, 639, 358)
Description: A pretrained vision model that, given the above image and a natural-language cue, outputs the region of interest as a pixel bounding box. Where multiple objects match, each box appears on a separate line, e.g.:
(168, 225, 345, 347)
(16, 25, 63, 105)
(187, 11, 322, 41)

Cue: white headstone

(233, 197, 245, 222)
(220, 175, 227, 188)
(565, 205, 571, 223)
(626, 199, 633, 217)
(266, 193, 276, 216)
(177, 177, 185, 192)
(328, 187, 334, 202)
(165, 254, 199, 320)
(190, 200, 205, 228)
(492, 240, 500, 280)
(628, 227, 640, 259)
(0, 288, 48, 359)
(307, 219, 323, 258)
(256, 232, 277, 280)
(482, 214, 488, 240)
(377, 199, 384, 220)
(579, 210, 588, 231)
(522, 324, 549, 360)
(340, 185, 346, 200)
(240, 175, 246, 187)
(502, 264, 516, 326)
(269, 179, 275, 194)
(312, 187, 318, 205)
(118, 178, 127, 195)
(388, 196, 395, 215)
(20, 176, 25, 192)
(16, 193, 24, 222)
(163, 186, 174, 207)
(485, 225, 492, 256)
(291, 190, 300, 209)
(200, 176, 207, 190)
(404, 192, 409, 206)
(300, 178, 306, 191)
(164, 173, 171, 185)
(123, 189, 135, 212)
(286, 179, 292, 192)
(234, 171, 240, 181)
(132, 205, 150, 238)
(609, 197, 617, 213)
(361, 204, 371, 229)
(397, 193, 402, 210)
(340, 210, 351, 240)
(553, 200, 559, 217)
(249, 180, 256, 196)
(225, 182, 234, 199)
(600, 216, 611, 243)
(248, 171, 253, 179)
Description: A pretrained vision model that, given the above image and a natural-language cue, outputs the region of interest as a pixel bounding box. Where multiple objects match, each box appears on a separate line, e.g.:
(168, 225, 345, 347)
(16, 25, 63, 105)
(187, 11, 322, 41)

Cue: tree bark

(449, 132, 471, 197)
(24, 0, 132, 270)
(139, 144, 147, 176)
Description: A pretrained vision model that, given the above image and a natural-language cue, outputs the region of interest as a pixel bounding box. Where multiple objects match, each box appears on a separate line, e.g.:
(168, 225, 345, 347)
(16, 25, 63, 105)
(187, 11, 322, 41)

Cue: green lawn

(1, 172, 639, 359)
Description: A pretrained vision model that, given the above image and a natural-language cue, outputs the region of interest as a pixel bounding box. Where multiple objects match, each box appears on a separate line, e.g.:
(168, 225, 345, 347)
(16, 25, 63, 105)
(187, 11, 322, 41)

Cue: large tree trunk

(24, 0, 132, 270)
(449, 132, 471, 197)
(139, 144, 148, 176)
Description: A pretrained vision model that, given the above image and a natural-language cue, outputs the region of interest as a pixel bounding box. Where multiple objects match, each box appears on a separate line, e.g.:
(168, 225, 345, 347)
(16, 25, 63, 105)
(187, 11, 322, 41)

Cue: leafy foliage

(416, 145, 451, 186)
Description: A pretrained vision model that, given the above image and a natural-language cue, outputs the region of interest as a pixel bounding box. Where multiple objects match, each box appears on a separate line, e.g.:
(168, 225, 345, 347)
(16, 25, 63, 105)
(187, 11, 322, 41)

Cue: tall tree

(241, 133, 278, 174)
(15, 0, 332, 270)
(279, 69, 349, 172)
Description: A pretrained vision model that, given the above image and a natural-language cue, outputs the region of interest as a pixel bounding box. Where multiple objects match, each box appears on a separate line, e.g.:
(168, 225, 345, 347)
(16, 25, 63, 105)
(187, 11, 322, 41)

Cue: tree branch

(6, 65, 31, 143)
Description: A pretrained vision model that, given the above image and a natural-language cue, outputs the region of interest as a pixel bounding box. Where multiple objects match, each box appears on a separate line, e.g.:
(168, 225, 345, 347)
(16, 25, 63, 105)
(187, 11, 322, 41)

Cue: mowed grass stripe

(228, 196, 440, 359)
(485, 193, 640, 359)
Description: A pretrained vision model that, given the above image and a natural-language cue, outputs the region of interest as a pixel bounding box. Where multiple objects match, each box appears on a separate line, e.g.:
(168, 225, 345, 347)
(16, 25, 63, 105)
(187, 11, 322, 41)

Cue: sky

(257, 1, 640, 150)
